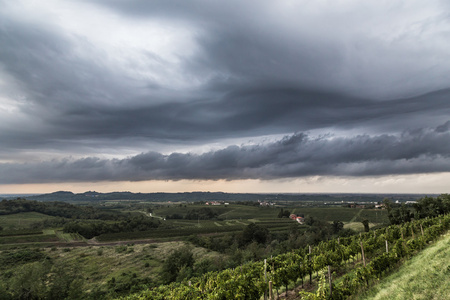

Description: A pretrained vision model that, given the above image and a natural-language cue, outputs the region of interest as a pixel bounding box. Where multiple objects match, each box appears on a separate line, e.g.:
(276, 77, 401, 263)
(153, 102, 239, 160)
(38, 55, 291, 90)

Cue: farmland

(0, 193, 398, 298)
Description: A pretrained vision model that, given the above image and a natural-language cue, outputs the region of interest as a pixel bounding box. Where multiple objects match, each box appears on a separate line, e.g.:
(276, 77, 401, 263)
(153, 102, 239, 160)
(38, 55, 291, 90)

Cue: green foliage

(107, 272, 152, 296)
(123, 213, 450, 300)
(166, 207, 222, 220)
(388, 194, 450, 225)
(332, 220, 344, 234)
(362, 219, 370, 232)
(115, 245, 129, 253)
(63, 214, 161, 239)
(277, 208, 291, 218)
(413, 194, 450, 219)
(240, 223, 269, 246)
(299, 269, 328, 299)
(0, 248, 48, 266)
(0, 229, 43, 237)
(161, 247, 194, 284)
(0, 198, 121, 220)
(388, 204, 413, 225)
(9, 261, 49, 299)
(360, 232, 450, 300)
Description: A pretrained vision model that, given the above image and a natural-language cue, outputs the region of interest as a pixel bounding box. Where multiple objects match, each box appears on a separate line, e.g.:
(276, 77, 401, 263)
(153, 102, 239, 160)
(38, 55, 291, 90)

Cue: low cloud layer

(1, 122, 449, 184)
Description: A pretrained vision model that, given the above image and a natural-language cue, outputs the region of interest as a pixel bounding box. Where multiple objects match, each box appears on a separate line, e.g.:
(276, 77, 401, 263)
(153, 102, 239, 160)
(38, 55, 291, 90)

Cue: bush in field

(107, 272, 151, 296)
(161, 247, 194, 284)
(0, 249, 48, 266)
(240, 223, 269, 246)
(63, 215, 161, 239)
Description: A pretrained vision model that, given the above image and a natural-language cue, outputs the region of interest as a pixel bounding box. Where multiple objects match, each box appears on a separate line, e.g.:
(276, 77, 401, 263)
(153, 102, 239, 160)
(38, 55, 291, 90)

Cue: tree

(362, 219, 370, 232)
(278, 209, 290, 218)
(389, 204, 413, 225)
(241, 223, 269, 246)
(161, 247, 194, 283)
(382, 198, 393, 212)
(47, 261, 84, 300)
(331, 221, 344, 234)
(10, 262, 48, 299)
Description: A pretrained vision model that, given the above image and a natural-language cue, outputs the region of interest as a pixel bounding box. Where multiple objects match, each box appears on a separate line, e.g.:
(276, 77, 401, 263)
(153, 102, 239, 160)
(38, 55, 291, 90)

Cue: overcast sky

(1, 0, 450, 194)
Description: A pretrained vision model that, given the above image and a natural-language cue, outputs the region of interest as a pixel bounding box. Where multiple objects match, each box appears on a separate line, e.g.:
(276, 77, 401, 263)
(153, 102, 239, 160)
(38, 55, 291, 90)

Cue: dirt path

(349, 208, 363, 222)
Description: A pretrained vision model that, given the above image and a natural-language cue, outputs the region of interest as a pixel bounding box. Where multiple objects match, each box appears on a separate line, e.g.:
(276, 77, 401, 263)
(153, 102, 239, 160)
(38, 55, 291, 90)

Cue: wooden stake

(420, 224, 424, 236)
(360, 241, 366, 267)
(328, 265, 332, 297)
(264, 259, 267, 300)
(385, 240, 389, 253)
(269, 281, 273, 300)
(411, 227, 415, 239)
(309, 245, 312, 284)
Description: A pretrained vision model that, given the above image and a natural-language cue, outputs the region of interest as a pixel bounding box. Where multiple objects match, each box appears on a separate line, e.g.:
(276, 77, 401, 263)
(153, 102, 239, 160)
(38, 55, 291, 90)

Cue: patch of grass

(360, 232, 450, 300)
(0, 234, 59, 244)
(344, 222, 365, 232)
(0, 212, 58, 230)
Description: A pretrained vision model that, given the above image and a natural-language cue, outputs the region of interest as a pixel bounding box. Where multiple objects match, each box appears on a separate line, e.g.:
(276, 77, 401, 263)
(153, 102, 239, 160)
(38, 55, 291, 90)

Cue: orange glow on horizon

(1, 173, 450, 195)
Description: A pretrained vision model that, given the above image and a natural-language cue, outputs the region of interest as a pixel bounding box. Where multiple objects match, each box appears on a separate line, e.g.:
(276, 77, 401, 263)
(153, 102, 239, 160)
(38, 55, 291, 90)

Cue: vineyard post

(269, 281, 273, 300)
(309, 245, 312, 284)
(385, 240, 388, 253)
(271, 255, 274, 275)
(360, 241, 366, 267)
(264, 259, 267, 300)
(300, 262, 304, 288)
(411, 226, 415, 239)
(337, 237, 340, 245)
(328, 265, 332, 297)
(420, 224, 424, 236)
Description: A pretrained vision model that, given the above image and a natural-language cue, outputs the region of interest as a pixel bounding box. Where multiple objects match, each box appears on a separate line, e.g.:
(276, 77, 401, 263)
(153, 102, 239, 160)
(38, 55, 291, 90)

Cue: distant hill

(20, 191, 431, 203)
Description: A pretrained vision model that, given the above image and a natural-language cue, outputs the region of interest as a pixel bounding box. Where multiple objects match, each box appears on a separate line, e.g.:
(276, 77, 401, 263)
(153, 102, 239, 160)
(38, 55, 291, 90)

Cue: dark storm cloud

(1, 0, 450, 184)
(41, 87, 450, 143)
(1, 122, 449, 184)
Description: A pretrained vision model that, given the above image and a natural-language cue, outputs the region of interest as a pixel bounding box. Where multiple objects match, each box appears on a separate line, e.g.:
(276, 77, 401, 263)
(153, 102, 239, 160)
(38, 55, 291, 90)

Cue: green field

(360, 232, 450, 300)
(152, 204, 389, 223)
(0, 212, 58, 230)
(0, 204, 389, 246)
(0, 198, 416, 299)
(0, 240, 224, 297)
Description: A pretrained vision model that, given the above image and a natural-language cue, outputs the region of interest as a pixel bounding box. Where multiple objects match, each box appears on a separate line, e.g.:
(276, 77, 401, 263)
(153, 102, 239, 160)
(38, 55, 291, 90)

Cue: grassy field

(360, 232, 450, 300)
(0, 212, 58, 230)
(0, 240, 224, 296)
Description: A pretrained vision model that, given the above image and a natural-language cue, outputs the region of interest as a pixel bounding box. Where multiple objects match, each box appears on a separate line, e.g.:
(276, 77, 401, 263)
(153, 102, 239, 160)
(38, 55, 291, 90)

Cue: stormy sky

(1, 0, 450, 193)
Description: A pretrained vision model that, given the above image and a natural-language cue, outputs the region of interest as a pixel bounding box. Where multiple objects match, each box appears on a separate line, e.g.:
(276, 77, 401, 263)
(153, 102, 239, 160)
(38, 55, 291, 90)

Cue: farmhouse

(296, 216, 304, 224)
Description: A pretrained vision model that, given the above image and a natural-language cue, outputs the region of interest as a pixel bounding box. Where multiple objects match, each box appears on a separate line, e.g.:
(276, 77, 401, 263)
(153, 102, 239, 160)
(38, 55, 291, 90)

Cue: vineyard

(121, 214, 450, 299)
